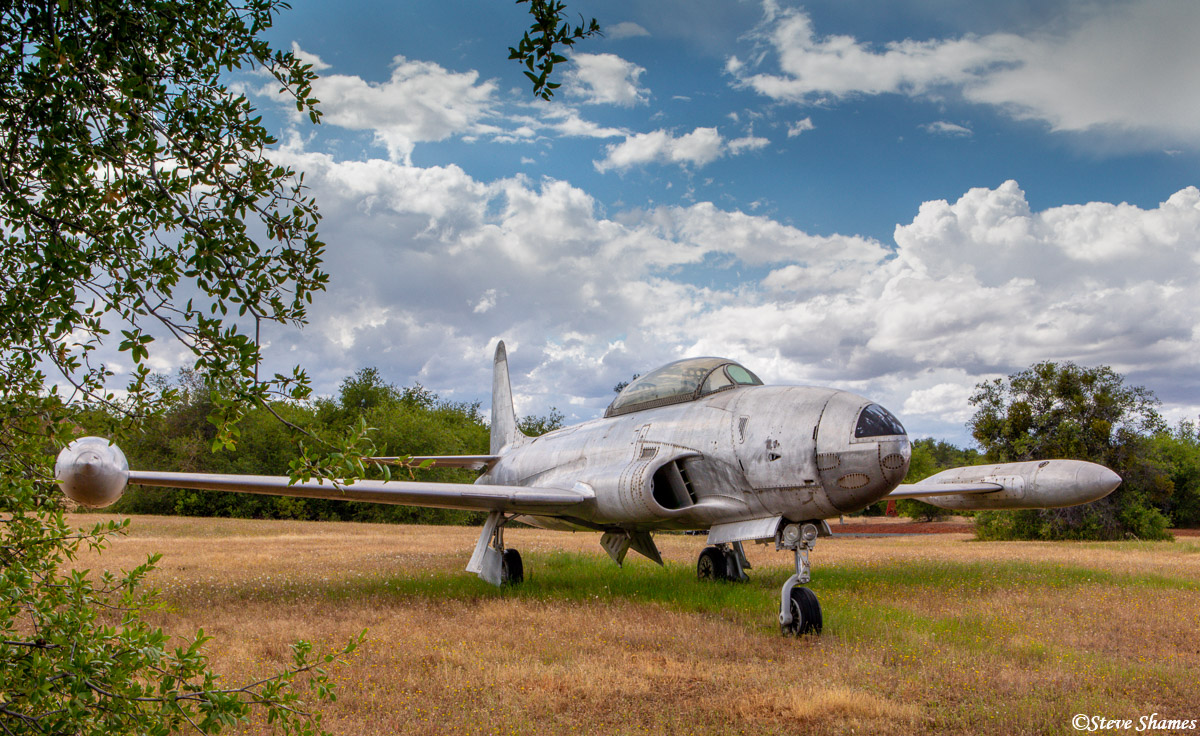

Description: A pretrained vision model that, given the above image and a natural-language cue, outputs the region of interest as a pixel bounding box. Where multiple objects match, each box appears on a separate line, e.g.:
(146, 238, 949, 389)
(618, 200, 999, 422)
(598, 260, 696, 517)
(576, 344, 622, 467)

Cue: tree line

(79, 367, 564, 526)
(86, 361, 1200, 540)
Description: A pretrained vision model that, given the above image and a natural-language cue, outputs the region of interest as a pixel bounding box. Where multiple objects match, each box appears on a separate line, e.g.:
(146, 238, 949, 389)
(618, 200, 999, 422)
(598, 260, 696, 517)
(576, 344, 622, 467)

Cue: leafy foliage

(1, 0, 330, 448)
(613, 373, 640, 394)
(1147, 421, 1200, 527)
(519, 406, 565, 437)
(969, 362, 1172, 540)
(508, 0, 601, 99)
(0, 1, 369, 731)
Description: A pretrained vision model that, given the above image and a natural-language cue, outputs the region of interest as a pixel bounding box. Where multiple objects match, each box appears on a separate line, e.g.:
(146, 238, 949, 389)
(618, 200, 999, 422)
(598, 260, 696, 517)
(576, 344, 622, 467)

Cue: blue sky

(200, 0, 1200, 445)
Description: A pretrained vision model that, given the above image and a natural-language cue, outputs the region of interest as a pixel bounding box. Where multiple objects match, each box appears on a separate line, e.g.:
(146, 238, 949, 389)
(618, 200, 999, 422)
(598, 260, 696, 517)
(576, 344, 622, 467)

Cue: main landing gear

(696, 542, 751, 582)
(468, 510, 524, 585)
(694, 520, 825, 636)
(501, 548, 523, 585)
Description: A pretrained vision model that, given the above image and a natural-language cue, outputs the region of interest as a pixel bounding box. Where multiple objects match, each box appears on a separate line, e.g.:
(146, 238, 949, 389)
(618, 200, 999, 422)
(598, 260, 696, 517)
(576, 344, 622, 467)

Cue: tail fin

(490, 341, 527, 454)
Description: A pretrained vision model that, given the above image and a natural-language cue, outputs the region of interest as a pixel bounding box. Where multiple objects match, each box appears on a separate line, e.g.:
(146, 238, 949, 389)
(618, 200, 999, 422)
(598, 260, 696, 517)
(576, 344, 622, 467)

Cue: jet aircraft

(56, 342, 1122, 635)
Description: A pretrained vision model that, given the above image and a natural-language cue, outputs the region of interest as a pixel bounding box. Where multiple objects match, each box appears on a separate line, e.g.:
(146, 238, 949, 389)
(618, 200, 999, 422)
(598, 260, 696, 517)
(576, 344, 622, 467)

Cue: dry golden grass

(66, 515, 1200, 735)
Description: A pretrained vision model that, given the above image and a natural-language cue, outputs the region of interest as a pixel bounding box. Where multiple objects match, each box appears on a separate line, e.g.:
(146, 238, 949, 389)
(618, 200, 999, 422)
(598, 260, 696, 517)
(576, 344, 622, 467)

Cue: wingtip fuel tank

(916, 459, 1121, 510)
(55, 436, 129, 508)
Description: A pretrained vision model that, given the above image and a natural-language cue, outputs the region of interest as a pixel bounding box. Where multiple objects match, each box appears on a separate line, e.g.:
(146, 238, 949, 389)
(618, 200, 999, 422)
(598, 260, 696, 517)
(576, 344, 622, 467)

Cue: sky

(188, 0, 1199, 445)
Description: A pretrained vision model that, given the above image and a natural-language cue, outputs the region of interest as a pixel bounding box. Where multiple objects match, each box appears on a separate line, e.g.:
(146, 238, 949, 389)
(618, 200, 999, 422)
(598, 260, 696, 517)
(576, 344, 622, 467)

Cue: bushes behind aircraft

(85, 364, 1200, 535)
(93, 368, 562, 525)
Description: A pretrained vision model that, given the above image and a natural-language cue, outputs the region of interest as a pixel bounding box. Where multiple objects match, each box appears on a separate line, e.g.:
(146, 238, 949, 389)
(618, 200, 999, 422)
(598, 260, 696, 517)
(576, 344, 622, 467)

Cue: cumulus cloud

(729, 8, 1026, 101)
(594, 127, 722, 172)
(278, 48, 630, 162)
(295, 47, 498, 163)
(902, 383, 977, 424)
(594, 127, 770, 172)
(565, 53, 649, 106)
(730, 0, 1200, 147)
(254, 134, 1200, 437)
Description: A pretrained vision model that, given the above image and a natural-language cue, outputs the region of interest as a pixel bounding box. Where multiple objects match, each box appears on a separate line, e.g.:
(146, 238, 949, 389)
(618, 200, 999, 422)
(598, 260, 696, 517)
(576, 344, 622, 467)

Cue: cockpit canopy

(605, 357, 763, 417)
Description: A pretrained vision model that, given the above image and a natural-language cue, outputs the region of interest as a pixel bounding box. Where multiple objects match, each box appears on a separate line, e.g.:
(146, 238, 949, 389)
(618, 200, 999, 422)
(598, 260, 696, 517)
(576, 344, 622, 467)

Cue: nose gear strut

(777, 521, 827, 635)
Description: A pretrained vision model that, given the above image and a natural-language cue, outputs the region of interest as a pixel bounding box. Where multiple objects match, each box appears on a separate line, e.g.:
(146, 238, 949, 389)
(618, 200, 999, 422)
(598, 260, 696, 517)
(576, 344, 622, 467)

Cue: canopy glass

(606, 357, 762, 417)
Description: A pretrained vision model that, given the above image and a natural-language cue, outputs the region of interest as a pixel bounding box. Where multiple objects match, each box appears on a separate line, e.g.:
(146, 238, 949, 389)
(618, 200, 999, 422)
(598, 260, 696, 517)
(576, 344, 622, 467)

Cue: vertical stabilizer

(491, 341, 526, 454)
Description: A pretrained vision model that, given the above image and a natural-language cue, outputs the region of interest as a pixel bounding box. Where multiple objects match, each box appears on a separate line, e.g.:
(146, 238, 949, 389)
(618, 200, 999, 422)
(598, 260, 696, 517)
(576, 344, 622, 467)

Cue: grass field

(67, 514, 1200, 735)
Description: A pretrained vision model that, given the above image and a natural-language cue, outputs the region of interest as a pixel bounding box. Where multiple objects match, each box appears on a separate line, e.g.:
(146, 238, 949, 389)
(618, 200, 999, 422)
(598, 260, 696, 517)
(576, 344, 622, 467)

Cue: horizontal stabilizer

(368, 455, 501, 471)
(885, 482, 1003, 499)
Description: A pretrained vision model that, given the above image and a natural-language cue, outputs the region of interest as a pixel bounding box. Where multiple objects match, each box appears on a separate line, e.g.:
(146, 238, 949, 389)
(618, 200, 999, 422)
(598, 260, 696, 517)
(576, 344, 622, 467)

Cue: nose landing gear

(777, 521, 824, 635)
(695, 520, 826, 635)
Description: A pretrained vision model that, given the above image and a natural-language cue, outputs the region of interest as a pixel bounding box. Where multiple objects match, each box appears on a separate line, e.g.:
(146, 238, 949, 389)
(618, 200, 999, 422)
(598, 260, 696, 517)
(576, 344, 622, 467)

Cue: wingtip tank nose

(1075, 461, 1122, 503)
(55, 437, 129, 508)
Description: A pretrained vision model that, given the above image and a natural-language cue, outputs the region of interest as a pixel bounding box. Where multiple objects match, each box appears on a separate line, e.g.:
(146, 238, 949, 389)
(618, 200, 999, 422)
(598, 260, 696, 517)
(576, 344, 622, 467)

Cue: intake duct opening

(651, 460, 698, 510)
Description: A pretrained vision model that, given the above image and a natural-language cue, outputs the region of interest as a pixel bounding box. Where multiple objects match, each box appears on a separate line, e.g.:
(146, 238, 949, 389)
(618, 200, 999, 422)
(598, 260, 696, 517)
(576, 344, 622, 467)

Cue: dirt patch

(830, 517, 1200, 537)
(830, 517, 974, 535)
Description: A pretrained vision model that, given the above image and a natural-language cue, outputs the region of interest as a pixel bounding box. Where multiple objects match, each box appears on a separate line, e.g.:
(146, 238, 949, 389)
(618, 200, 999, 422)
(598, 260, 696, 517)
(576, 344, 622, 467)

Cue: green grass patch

(818, 558, 1200, 594)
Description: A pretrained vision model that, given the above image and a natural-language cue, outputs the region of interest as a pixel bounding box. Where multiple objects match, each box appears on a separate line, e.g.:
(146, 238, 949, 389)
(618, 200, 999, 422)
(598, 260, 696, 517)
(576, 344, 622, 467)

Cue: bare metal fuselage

(482, 384, 911, 532)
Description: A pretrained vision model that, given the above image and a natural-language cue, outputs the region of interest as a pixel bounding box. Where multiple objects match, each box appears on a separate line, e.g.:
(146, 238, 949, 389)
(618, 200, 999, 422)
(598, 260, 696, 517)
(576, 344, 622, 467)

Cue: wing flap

(885, 482, 1003, 499)
(127, 470, 591, 514)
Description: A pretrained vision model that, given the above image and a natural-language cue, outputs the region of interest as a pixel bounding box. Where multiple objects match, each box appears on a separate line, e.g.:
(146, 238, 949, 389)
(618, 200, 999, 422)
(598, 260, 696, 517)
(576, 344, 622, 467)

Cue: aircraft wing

(125, 470, 591, 514)
(368, 455, 500, 471)
(884, 482, 1003, 499)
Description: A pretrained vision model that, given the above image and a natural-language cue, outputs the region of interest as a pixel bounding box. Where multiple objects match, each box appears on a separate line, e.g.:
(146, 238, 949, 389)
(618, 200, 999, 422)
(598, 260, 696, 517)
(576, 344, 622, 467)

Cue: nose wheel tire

(781, 586, 822, 636)
(697, 546, 728, 580)
(501, 548, 524, 584)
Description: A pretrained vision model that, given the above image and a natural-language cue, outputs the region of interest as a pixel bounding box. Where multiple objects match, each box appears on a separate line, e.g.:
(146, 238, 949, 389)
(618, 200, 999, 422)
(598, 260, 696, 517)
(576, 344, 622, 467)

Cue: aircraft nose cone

(1075, 462, 1122, 503)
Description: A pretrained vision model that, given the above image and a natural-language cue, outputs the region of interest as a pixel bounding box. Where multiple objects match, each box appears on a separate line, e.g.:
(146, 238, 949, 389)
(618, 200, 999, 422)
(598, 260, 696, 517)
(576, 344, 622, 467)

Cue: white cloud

(923, 121, 972, 137)
(276, 49, 633, 161)
(297, 48, 498, 163)
(565, 53, 649, 106)
(787, 117, 815, 137)
(902, 383, 977, 424)
(964, 1, 1200, 139)
(472, 289, 498, 314)
(728, 135, 770, 154)
(730, 9, 1027, 101)
(538, 107, 628, 139)
(257, 135, 1200, 439)
(594, 127, 722, 172)
(595, 127, 770, 172)
(290, 41, 330, 71)
(731, 0, 1200, 147)
(606, 22, 650, 41)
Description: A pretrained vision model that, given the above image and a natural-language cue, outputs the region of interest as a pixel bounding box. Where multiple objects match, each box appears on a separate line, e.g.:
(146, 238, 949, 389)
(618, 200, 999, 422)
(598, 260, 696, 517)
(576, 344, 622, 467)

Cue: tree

(0, 1, 599, 732)
(613, 373, 640, 394)
(519, 406, 565, 436)
(968, 361, 1172, 541)
(1148, 420, 1200, 527)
